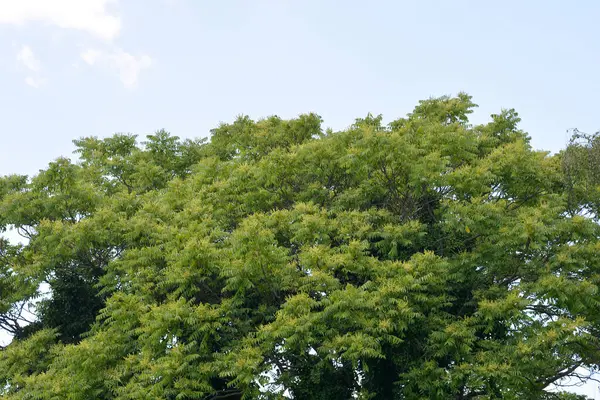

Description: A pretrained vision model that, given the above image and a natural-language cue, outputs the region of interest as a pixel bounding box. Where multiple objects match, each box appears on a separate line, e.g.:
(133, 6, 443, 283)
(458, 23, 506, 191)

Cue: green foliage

(0, 100, 599, 399)
(561, 128, 600, 218)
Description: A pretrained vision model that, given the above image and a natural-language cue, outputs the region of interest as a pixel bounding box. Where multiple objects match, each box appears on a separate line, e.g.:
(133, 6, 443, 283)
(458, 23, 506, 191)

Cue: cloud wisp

(81, 48, 152, 89)
(16, 45, 44, 88)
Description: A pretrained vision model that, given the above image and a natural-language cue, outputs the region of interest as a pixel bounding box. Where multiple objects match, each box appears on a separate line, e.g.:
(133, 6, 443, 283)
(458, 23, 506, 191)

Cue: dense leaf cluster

(0, 95, 598, 399)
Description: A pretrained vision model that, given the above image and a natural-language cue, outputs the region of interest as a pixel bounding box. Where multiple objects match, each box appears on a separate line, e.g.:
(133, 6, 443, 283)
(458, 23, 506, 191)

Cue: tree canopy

(0, 94, 599, 399)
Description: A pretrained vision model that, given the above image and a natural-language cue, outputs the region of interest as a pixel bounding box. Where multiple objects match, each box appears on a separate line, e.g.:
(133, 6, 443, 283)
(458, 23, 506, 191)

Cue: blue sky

(0, 1, 599, 396)
(1, 0, 599, 177)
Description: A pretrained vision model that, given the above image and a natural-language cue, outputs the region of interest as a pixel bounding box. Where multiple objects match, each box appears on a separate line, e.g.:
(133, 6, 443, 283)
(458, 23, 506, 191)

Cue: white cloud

(2, 2, 153, 89)
(81, 48, 152, 88)
(24, 76, 43, 88)
(16, 45, 44, 88)
(16, 45, 40, 72)
(0, 0, 121, 40)
(81, 48, 102, 65)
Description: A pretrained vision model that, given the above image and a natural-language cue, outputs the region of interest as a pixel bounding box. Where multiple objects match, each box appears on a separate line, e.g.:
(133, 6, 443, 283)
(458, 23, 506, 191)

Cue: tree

(0, 95, 598, 399)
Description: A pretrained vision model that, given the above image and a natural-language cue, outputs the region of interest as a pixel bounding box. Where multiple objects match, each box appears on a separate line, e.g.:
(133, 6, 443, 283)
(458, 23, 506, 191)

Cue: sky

(1, 0, 599, 177)
(0, 0, 599, 397)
